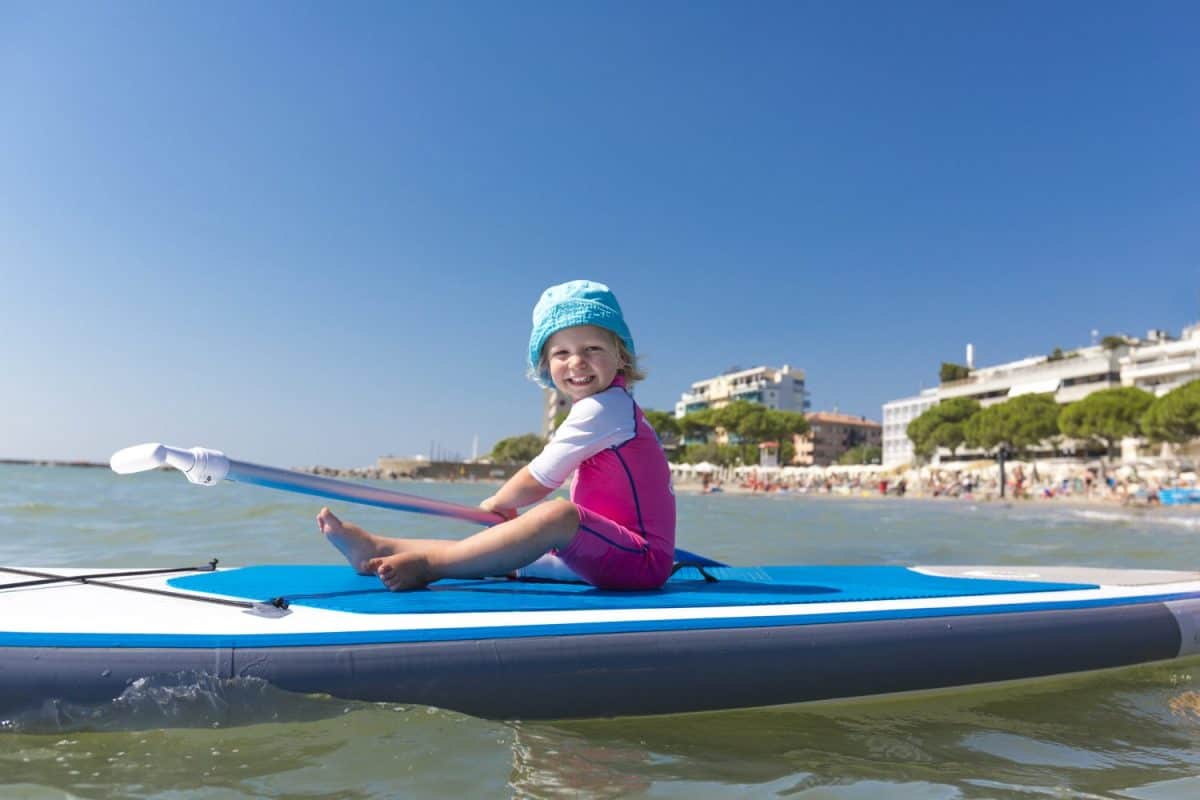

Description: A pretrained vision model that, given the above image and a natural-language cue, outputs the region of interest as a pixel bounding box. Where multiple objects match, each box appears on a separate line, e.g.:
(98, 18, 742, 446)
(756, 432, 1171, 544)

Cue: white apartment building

(882, 388, 938, 467)
(937, 344, 1125, 408)
(881, 324, 1200, 467)
(675, 365, 810, 418)
(1120, 324, 1200, 396)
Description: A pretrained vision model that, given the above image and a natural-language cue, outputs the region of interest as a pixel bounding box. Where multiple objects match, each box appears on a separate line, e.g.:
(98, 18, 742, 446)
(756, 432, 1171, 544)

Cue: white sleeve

(527, 389, 637, 489)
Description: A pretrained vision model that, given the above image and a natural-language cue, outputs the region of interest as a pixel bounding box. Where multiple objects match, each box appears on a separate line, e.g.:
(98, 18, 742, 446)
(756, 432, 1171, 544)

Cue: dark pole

(998, 446, 1007, 499)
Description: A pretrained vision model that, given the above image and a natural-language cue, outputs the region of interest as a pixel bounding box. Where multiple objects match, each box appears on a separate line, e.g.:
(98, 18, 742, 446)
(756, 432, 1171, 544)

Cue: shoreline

(670, 477, 1200, 514)
(0, 458, 108, 468)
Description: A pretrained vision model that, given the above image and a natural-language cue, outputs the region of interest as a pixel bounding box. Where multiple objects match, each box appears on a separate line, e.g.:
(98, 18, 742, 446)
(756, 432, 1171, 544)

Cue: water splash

(0, 671, 354, 733)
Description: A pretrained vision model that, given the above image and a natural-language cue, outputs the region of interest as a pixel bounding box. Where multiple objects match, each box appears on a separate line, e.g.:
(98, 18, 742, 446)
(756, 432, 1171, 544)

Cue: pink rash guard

(527, 377, 676, 589)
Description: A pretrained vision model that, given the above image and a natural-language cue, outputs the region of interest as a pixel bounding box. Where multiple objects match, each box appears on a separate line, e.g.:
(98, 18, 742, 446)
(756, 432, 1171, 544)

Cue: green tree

(837, 444, 882, 465)
(962, 394, 1061, 455)
(939, 362, 971, 383)
(680, 442, 720, 465)
(642, 408, 682, 456)
(1141, 380, 1200, 444)
(1059, 387, 1154, 458)
(678, 409, 716, 443)
(676, 402, 808, 461)
(706, 401, 809, 452)
(906, 397, 980, 460)
(708, 401, 760, 441)
(679, 442, 754, 467)
(1100, 335, 1130, 350)
(642, 409, 680, 438)
(766, 409, 810, 439)
(732, 404, 777, 442)
(751, 409, 808, 464)
(675, 402, 808, 464)
(738, 407, 809, 444)
(489, 433, 545, 464)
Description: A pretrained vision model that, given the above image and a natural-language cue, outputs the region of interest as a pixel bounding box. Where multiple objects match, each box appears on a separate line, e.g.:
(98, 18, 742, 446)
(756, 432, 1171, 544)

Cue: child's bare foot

(316, 507, 397, 574)
(368, 552, 435, 591)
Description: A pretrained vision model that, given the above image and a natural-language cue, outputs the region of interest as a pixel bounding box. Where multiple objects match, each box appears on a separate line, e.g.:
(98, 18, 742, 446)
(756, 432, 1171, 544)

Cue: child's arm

(480, 466, 555, 517)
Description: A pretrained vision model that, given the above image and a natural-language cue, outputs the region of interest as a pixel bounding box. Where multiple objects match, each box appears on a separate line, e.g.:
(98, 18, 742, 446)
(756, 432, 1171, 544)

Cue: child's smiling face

(544, 325, 622, 402)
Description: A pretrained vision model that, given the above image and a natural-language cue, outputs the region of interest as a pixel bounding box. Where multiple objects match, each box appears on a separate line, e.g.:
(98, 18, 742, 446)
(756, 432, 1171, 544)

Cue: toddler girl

(318, 279, 677, 590)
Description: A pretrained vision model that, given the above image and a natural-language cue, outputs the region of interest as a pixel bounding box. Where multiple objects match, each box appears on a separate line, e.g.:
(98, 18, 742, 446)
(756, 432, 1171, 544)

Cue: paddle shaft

(230, 461, 722, 566)
(226, 460, 506, 526)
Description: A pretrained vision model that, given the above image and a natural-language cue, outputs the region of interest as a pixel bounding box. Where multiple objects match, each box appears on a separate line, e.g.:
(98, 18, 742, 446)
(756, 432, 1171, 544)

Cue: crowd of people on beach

(671, 459, 1198, 508)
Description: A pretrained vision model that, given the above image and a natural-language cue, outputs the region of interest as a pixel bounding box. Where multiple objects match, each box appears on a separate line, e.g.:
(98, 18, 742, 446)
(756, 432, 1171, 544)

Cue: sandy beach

(669, 471, 1200, 517)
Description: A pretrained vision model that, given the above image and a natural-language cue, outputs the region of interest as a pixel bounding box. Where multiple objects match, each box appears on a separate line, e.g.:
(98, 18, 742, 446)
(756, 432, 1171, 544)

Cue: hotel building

(674, 365, 810, 418)
(882, 389, 939, 468)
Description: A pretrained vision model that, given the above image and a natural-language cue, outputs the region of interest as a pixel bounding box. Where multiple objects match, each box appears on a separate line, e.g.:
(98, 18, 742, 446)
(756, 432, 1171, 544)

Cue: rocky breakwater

(300, 459, 521, 482)
(299, 465, 409, 481)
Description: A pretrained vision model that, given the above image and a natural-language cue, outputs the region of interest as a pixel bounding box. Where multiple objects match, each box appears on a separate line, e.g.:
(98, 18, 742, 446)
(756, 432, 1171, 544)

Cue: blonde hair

(614, 335, 646, 386)
(534, 329, 646, 387)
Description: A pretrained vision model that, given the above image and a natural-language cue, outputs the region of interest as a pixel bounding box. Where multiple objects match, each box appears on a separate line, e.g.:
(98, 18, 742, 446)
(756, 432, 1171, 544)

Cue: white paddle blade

(109, 443, 227, 485)
(110, 443, 172, 474)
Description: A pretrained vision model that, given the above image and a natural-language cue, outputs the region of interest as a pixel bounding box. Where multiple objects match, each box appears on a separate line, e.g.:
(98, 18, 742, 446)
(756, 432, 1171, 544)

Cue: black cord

(670, 562, 720, 583)
(0, 560, 289, 613)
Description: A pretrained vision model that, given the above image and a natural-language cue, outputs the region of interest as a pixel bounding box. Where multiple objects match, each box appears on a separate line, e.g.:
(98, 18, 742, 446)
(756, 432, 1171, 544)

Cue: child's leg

(369, 499, 581, 590)
(555, 505, 673, 590)
(317, 507, 454, 574)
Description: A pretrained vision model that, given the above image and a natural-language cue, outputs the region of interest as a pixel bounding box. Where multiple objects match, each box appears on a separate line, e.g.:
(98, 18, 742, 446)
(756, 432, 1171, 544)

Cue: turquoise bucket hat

(528, 280, 635, 386)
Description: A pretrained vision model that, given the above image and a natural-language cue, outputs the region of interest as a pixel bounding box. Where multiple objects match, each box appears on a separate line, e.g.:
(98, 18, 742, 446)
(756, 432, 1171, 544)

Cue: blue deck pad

(168, 566, 1097, 615)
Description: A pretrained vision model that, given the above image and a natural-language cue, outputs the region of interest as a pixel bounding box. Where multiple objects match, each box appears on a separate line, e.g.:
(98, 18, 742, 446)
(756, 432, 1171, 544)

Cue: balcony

(1122, 355, 1200, 382)
(941, 352, 1121, 399)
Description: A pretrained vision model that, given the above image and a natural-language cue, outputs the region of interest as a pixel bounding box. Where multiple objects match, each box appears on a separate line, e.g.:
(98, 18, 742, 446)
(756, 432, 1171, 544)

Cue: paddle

(110, 443, 506, 524)
(109, 443, 722, 565)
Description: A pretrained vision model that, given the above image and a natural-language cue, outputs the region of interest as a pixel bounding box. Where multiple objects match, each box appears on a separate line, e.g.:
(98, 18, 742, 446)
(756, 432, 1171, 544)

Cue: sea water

(2, 463, 1199, 799)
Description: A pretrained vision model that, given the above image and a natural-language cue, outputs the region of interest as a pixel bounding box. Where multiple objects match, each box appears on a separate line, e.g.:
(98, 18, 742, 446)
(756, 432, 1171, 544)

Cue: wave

(0, 502, 62, 516)
(1070, 509, 1143, 524)
(1, 501, 60, 513)
(1154, 515, 1200, 530)
(1066, 508, 1200, 530)
(0, 671, 356, 734)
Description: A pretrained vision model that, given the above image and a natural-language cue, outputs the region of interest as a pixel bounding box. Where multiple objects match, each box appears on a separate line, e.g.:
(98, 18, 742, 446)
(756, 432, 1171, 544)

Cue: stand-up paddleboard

(2, 561, 1199, 719)
(2, 444, 1197, 720)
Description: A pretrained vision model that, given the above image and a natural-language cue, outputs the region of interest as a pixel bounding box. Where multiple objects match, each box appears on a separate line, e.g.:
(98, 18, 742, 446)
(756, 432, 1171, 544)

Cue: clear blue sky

(2, 1, 1197, 467)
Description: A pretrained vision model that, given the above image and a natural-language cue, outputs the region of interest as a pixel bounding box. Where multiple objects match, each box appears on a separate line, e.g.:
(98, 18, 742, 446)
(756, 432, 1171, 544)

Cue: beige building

(794, 411, 882, 466)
